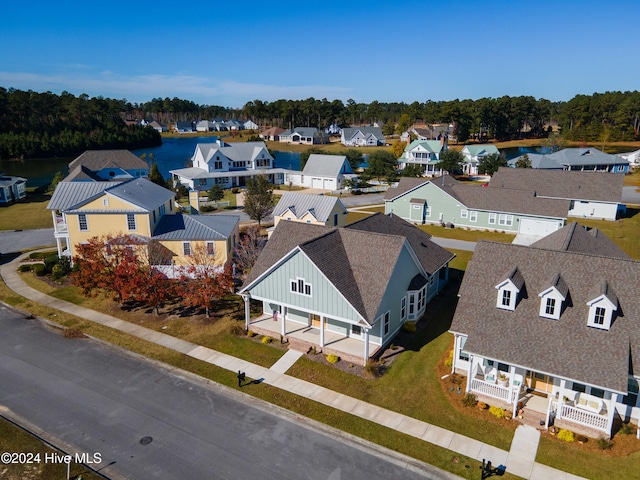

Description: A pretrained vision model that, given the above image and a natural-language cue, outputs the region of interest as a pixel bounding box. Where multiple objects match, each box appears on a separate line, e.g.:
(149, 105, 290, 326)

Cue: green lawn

(0, 193, 52, 230)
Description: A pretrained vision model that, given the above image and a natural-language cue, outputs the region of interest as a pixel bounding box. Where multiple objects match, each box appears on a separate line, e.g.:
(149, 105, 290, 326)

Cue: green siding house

(384, 176, 568, 237)
(239, 213, 454, 364)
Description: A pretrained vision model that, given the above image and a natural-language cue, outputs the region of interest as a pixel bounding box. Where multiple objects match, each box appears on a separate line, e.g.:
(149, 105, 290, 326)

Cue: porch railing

(471, 378, 510, 402)
(54, 217, 68, 234)
(556, 401, 608, 432)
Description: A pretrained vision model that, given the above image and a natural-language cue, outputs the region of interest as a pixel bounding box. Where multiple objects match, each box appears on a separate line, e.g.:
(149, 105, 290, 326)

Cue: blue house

(509, 148, 630, 173)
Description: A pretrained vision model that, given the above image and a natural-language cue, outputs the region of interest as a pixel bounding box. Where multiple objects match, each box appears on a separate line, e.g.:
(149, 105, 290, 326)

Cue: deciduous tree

(436, 149, 464, 175)
(478, 153, 508, 176)
(366, 151, 398, 183)
(244, 175, 275, 226)
(515, 153, 532, 168)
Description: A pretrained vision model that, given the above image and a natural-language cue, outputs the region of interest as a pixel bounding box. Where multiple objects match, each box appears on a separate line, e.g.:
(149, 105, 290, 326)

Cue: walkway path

(0, 253, 585, 480)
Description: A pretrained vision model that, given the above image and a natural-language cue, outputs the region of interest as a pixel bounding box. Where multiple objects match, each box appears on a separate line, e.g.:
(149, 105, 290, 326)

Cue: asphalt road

(0, 228, 54, 254)
(0, 306, 446, 480)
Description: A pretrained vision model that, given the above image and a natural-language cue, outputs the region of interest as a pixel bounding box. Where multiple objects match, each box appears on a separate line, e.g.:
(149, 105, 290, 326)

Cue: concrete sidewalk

(0, 253, 585, 480)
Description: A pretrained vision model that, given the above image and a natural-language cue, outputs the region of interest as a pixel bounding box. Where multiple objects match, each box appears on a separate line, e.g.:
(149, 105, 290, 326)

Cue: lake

(0, 137, 303, 188)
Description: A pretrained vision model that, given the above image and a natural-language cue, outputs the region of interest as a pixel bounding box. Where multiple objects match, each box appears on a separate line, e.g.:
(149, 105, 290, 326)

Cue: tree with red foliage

(179, 243, 234, 317)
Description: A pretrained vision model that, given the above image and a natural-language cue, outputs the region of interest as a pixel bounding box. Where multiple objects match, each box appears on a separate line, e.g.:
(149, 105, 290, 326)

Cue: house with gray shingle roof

(340, 126, 386, 147)
(65, 150, 149, 182)
(279, 127, 329, 145)
(508, 147, 630, 173)
(489, 167, 625, 220)
(170, 139, 292, 191)
(272, 192, 348, 229)
(239, 213, 454, 365)
(288, 154, 356, 190)
(47, 177, 239, 275)
(384, 175, 568, 238)
(449, 222, 639, 438)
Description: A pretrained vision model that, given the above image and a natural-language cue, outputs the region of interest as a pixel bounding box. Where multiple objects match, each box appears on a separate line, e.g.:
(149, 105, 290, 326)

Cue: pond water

(0, 137, 305, 188)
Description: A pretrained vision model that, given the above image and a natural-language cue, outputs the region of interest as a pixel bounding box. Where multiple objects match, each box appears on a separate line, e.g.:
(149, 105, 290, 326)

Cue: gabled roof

(302, 154, 353, 177)
(462, 144, 500, 156)
(47, 181, 121, 211)
(62, 164, 103, 182)
(385, 176, 569, 218)
(450, 240, 640, 393)
(242, 214, 454, 323)
(153, 214, 239, 240)
(273, 192, 346, 222)
(489, 167, 624, 203)
(404, 139, 442, 154)
(531, 222, 630, 259)
(496, 266, 524, 291)
(345, 213, 455, 276)
(193, 141, 272, 164)
(342, 126, 385, 141)
(0, 175, 27, 187)
(68, 150, 148, 173)
(260, 127, 285, 136)
(103, 178, 175, 212)
(282, 127, 320, 137)
(548, 148, 628, 167)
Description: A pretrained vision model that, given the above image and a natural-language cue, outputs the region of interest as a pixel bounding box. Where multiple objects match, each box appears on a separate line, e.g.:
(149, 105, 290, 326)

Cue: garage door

(312, 178, 323, 189)
(519, 219, 559, 236)
(323, 179, 335, 190)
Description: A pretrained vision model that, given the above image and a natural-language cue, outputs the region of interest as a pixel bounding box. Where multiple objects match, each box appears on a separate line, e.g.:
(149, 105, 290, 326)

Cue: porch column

(281, 306, 287, 337)
(465, 354, 474, 394)
(445, 263, 449, 282)
(509, 366, 518, 419)
(556, 379, 566, 421)
(320, 316, 325, 347)
(363, 328, 370, 366)
(55, 237, 63, 258)
(607, 393, 618, 436)
(242, 295, 251, 331)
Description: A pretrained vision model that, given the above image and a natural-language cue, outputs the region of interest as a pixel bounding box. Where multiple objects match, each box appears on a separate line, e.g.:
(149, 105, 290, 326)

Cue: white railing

(54, 217, 68, 234)
(471, 378, 510, 401)
(558, 402, 608, 432)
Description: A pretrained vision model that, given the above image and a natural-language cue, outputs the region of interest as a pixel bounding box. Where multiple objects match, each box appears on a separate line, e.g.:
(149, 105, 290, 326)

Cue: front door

(529, 371, 554, 394)
(310, 314, 327, 329)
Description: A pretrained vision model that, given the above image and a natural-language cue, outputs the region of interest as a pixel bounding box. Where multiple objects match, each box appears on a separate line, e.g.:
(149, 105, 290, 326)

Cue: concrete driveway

(622, 186, 640, 205)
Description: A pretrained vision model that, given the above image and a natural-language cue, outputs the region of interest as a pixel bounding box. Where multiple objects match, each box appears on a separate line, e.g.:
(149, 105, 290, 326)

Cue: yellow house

(272, 192, 348, 229)
(47, 178, 239, 275)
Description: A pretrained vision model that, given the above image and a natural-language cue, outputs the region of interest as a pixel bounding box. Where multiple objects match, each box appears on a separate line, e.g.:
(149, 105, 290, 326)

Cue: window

(572, 382, 586, 394)
(545, 298, 556, 315)
(290, 277, 312, 296)
(469, 210, 478, 222)
(461, 209, 468, 219)
(501, 290, 511, 307)
(214, 161, 223, 170)
(458, 336, 469, 361)
(206, 242, 215, 256)
(594, 306, 606, 325)
(78, 214, 88, 231)
(127, 214, 136, 231)
(623, 378, 639, 407)
(153, 211, 156, 223)
(160, 204, 165, 216)
(351, 325, 362, 336)
(425, 206, 431, 217)
(103, 198, 109, 206)
(183, 242, 191, 256)
(488, 213, 496, 224)
(408, 294, 415, 315)
(333, 212, 338, 226)
(199, 179, 207, 186)
(401, 297, 406, 320)
(383, 312, 390, 335)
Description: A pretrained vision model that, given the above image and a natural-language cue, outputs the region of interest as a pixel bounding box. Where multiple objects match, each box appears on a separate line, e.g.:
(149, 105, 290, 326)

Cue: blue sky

(1, 0, 639, 108)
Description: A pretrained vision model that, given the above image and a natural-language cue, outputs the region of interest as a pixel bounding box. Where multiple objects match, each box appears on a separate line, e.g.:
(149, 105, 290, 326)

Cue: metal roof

(273, 192, 346, 222)
(153, 214, 239, 240)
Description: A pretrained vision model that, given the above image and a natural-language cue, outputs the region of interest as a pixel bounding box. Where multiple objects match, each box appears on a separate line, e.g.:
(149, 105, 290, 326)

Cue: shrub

(557, 429, 575, 443)
(199, 205, 215, 212)
(247, 330, 256, 337)
(489, 406, 505, 418)
(444, 349, 454, 367)
(462, 393, 477, 408)
(619, 422, 634, 435)
(231, 187, 240, 194)
(596, 436, 613, 450)
(326, 353, 339, 364)
(34, 264, 46, 276)
(261, 336, 272, 344)
(43, 255, 60, 273)
(51, 263, 65, 281)
(575, 434, 588, 444)
(18, 264, 33, 272)
(504, 410, 513, 420)
(364, 359, 381, 378)
(402, 322, 416, 333)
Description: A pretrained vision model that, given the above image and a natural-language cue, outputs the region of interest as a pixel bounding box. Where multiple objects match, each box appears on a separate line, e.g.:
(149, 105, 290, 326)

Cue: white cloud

(0, 70, 352, 107)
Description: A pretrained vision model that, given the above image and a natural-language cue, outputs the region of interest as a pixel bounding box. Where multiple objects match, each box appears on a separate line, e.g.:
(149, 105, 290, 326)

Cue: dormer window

(538, 274, 567, 320)
(495, 267, 523, 311)
(586, 280, 618, 330)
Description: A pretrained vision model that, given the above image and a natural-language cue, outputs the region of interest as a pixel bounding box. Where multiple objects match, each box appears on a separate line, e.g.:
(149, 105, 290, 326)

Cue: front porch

(248, 313, 381, 365)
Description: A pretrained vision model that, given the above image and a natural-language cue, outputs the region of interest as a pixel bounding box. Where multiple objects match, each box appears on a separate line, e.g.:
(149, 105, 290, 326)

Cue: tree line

(0, 88, 161, 159)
